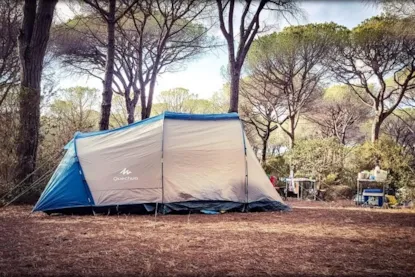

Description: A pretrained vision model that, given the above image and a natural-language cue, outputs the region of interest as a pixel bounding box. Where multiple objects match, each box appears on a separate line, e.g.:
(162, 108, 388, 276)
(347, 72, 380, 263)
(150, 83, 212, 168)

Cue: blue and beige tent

(33, 112, 288, 214)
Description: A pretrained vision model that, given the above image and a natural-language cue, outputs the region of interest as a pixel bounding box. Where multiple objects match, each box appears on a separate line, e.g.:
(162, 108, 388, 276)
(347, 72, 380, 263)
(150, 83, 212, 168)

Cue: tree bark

(98, 0, 116, 130)
(15, 0, 57, 185)
(125, 88, 139, 124)
(371, 115, 383, 143)
(261, 137, 268, 164)
(145, 71, 158, 119)
(140, 86, 147, 120)
(125, 94, 134, 124)
(229, 64, 240, 113)
(289, 115, 296, 149)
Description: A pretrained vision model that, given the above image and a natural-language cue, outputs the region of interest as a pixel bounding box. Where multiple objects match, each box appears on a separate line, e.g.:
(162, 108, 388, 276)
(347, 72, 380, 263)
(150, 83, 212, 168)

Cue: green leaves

(286, 137, 347, 180)
(353, 137, 415, 188)
(247, 22, 349, 69)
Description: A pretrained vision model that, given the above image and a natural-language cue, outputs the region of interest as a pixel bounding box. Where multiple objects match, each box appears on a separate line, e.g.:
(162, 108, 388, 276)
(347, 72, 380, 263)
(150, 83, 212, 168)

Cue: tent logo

(113, 168, 138, 182)
(120, 168, 132, 175)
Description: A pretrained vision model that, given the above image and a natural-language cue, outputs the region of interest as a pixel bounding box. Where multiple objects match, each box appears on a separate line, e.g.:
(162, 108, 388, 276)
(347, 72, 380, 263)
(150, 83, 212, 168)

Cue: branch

(83, 0, 109, 18)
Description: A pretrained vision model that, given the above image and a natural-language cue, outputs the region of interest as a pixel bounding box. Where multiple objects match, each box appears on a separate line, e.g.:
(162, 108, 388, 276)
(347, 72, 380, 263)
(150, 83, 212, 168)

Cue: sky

(56, 1, 381, 101)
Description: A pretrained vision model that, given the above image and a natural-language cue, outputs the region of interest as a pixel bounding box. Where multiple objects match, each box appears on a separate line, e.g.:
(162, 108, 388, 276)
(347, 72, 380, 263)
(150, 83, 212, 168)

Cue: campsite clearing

(1, 201, 414, 277)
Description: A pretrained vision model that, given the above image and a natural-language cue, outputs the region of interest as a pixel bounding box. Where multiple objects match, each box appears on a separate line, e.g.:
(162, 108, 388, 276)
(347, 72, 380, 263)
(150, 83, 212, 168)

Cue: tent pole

(161, 113, 166, 204)
(239, 120, 248, 212)
(73, 133, 94, 207)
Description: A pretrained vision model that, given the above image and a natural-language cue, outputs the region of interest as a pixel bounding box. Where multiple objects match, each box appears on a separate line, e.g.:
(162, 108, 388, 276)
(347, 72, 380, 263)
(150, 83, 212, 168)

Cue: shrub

(352, 136, 415, 189)
(263, 156, 289, 178)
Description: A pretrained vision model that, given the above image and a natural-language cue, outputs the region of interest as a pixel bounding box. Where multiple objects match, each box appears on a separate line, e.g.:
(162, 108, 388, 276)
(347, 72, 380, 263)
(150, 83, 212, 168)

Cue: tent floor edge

(38, 200, 290, 215)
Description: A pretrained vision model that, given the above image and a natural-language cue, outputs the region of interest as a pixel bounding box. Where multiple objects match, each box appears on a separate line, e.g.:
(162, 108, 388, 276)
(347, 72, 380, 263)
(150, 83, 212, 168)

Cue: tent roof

(64, 112, 239, 148)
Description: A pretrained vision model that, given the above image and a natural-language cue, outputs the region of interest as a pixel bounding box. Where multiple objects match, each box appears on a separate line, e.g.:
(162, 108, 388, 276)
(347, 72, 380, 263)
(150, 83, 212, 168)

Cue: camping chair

(385, 194, 398, 209)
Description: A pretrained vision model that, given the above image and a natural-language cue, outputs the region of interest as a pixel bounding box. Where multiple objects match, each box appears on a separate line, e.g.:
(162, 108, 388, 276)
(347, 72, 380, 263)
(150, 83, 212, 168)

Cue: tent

(33, 112, 289, 214)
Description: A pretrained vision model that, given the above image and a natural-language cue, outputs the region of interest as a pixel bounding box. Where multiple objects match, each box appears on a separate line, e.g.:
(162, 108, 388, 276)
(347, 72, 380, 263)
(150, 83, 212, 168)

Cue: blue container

(363, 189, 383, 206)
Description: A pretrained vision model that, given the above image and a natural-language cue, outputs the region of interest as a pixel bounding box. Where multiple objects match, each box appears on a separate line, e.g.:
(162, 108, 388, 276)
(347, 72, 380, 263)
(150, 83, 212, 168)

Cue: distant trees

(246, 23, 344, 149)
(380, 0, 415, 18)
(239, 78, 281, 163)
(156, 88, 198, 113)
(215, 0, 300, 113)
(306, 85, 369, 145)
(153, 87, 229, 115)
(383, 110, 415, 160)
(0, 88, 19, 184)
(42, 86, 99, 150)
(286, 137, 348, 184)
(82, 0, 138, 130)
(0, 0, 20, 107)
(15, 0, 58, 185)
(328, 16, 415, 142)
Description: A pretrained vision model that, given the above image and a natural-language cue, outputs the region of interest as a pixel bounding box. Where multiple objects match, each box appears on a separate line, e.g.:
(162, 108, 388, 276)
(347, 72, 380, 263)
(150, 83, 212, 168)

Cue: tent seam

(239, 120, 249, 205)
(73, 132, 95, 206)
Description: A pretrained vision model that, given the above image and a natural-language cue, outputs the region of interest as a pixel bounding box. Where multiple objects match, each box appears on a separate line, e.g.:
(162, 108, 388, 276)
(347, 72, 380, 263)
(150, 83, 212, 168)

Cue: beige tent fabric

(245, 135, 284, 203)
(163, 119, 246, 203)
(75, 116, 283, 206)
(76, 120, 163, 206)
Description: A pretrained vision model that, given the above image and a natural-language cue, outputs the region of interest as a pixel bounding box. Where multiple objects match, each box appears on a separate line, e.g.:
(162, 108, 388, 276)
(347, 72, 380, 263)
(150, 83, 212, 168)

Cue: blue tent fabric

(32, 143, 92, 212)
(247, 200, 291, 212)
(164, 111, 239, 120)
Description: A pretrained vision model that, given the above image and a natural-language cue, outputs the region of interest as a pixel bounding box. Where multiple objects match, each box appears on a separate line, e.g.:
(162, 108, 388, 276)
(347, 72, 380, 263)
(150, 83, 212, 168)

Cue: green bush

(263, 156, 289, 177)
(352, 136, 415, 188)
(286, 138, 355, 187)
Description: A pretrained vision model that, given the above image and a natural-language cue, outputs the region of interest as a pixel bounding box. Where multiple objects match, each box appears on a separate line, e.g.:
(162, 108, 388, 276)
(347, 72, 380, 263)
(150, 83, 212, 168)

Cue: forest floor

(0, 200, 414, 277)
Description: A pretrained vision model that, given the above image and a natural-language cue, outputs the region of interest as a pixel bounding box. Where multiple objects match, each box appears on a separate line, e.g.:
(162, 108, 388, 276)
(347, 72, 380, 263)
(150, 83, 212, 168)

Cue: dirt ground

(0, 200, 414, 277)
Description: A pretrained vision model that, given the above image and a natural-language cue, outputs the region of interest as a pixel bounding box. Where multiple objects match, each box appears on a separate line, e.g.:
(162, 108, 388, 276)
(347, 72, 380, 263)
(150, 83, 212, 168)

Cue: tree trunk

(228, 64, 240, 113)
(15, 0, 57, 185)
(289, 115, 296, 149)
(126, 87, 140, 124)
(341, 134, 346, 145)
(145, 73, 157, 119)
(125, 97, 134, 124)
(140, 85, 147, 120)
(98, 0, 116, 131)
(371, 115, 383, 143)
(127, 109, 134, 124)
(261, 138, 268, 164)
(288, 115, 296, 181)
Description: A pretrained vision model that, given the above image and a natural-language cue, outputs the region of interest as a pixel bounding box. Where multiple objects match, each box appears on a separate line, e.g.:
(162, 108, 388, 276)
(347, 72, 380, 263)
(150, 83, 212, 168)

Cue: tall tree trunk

(145, 73, 157, 119)
(229, 64, 240, 113)
(289, 115, 296, 149)
(261, 137, 268, 164)
(371, 115, 383, 142)
(99, 0, 116, 130)
(288, 115, 296, 181)
(127, 108, 134, 124)
(341, 134, 346, 145)
(15, 0, 57, 185)
(125, 96, 134, 124)
(125, 87, 140, 124)
(140, 85, 147, 120)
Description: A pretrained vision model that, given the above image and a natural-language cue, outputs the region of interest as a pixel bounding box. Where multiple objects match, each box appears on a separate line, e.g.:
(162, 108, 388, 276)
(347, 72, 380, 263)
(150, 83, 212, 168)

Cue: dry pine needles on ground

(0, 201, 414, 277)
